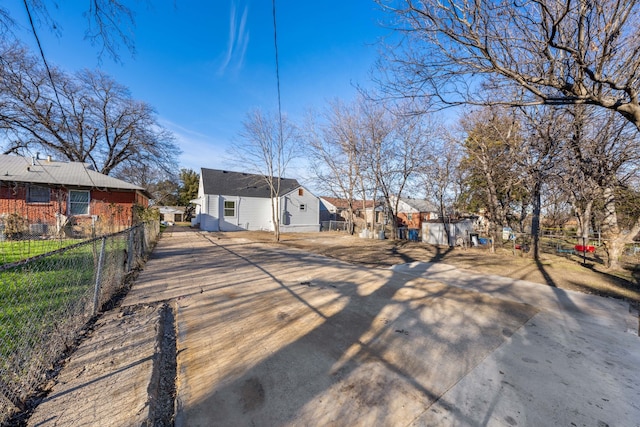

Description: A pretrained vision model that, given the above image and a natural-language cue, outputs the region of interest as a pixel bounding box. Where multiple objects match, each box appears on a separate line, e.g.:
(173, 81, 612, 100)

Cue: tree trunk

(600, 186, 621, 269)
(271, 197, 280, 242)
(530, 179, 542, 260)
(489, 221, 499, 254)
(483, 167, 507, 253)
(606, 237, 626, 270)
(573, 199, 593, 241)
(348, 207, 355, 235)
(436, 193, 453, 246)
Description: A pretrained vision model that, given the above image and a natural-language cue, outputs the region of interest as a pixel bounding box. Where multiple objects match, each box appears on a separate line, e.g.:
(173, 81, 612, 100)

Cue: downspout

(236, 197, 241, 227)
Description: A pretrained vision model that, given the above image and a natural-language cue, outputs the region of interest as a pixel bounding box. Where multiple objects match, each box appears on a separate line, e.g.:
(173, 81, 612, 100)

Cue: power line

(21, 1, 98, 190)
(22, 1, 69, 139)
(271, 0, 284, 148)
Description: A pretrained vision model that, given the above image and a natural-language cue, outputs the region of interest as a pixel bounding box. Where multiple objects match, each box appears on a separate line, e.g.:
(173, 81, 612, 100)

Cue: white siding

(195, 179, 318, 233)
(237, 197, 273, 231)
(217, 196, 273, 231)
(279, 187, 320, 232)
(200, 194, 220, 231)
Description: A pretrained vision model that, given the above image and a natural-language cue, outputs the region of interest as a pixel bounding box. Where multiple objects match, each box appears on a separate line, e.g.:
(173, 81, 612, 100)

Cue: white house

(191, 168, 320, 232)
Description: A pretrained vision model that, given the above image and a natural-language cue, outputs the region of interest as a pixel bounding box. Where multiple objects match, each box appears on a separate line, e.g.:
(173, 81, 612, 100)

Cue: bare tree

(0, 0, 137, 62)
(517, 106, 566, 259)
(305, 97, 375, 234)
(363, 99, 434, 239)
(232, 108, 299, 241)
(562, 107, 640, 268)
(0, 43, 179, 177)
(421, 129, 462, 245)
(378, 0, 640, 130)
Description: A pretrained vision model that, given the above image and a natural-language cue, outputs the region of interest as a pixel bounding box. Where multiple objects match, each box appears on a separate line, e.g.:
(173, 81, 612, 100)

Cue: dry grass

(210, 229, 640, 305)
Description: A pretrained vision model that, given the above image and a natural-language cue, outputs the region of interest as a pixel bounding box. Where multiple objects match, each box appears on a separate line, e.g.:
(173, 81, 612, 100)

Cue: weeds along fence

(0, 221, 159, 423)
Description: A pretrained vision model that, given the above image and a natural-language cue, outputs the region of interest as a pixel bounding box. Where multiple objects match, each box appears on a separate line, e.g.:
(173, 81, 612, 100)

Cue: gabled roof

(398, 197, 438, 212)
(320, 197, 375, 210)
(0, 154, 148, 196)
(157, 206, 186, 214)
(201, 168, 301, 198)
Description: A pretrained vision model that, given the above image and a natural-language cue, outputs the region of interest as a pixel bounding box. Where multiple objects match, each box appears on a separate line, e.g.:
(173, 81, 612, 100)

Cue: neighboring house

(0, 154, 151, 236)
(158, 206, 186, 224)
(319, 197, 378, 226)
(319, 197, 345, 222)
(319, 197, 368, 221)
(191, 168, 320, 232)
(391, 197, 439, 230)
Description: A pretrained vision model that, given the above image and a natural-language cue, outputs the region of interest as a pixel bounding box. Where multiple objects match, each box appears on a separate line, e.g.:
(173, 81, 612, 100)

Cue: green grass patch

(0, 237, 129, 368)
(0, 248, 96, 359)
(0, 238, 83, 265)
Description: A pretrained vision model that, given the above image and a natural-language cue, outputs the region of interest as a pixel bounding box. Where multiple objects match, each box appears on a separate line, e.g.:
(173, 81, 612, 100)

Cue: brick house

(392, 197, 439, 229)
(0, 154, 151, 237)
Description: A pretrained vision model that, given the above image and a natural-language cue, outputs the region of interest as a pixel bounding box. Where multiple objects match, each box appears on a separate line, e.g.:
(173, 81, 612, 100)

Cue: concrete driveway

(27, 229, 640, 426)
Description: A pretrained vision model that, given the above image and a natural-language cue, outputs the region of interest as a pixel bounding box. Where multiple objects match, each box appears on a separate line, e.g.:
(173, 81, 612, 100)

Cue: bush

(4, 214, 28, 240)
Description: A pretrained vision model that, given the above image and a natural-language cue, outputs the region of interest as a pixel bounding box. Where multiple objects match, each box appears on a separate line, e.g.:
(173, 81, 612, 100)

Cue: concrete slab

(413, 309, 640, 426)
(393, 262, 640, 426)
(126, 230, 639, 426)
(390, 262, 638, 334)
(26, 229, 640, 426)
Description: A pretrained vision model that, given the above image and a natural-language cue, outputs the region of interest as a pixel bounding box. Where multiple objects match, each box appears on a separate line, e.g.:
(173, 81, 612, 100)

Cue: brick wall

(0, 183, 146, 230)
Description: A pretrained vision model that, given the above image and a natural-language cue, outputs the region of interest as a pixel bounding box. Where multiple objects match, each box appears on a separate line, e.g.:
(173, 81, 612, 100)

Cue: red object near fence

(574, 245, 596, 253)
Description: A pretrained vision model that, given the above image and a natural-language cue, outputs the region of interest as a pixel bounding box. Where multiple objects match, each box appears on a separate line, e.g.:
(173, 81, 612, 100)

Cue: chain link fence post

(0, 221, 159, 423)
(92, 236, 107, 316)
(127, 228, 135, 273)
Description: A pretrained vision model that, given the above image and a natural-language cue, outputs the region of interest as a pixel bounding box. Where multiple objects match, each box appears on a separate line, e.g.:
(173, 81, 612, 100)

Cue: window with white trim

(224, 200, 236, 217)
(299, 203, 306, 211)
(69, 190, 90, 215)
(27, 185, 50, 203)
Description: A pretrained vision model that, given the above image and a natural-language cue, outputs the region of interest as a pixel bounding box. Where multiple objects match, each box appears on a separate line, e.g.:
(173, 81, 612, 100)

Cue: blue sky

(6, 1, 390, 179)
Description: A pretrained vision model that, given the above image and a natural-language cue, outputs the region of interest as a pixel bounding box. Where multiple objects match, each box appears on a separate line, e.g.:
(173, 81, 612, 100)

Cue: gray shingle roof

(201, 168, 301, 198)
(0, 154, 147, 193)
(399, 197, 438, 212)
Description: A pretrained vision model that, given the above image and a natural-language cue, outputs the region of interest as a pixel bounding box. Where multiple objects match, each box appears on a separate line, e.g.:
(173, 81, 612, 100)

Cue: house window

(224, 200, 236, 217)
(300, 203, 306, 211)
(27, 185, 50, 203)
(69, 190, 90, 215)
(298, 188, 304, 196)
(408, 213, 413, 221)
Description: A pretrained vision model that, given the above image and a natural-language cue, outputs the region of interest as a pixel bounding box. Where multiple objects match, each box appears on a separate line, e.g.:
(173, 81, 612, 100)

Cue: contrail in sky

(219, 1, 250, 75)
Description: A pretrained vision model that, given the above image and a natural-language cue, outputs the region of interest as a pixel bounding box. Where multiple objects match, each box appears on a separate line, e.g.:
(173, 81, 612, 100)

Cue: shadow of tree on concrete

(173, 234, 536, 426)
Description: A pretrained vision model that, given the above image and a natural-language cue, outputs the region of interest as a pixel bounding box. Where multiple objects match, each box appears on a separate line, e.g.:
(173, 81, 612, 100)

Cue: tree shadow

(172, 234, 536, 426)
(534, 258, 558, 288)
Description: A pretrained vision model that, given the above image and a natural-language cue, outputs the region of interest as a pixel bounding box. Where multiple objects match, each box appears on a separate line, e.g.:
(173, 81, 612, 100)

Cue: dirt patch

(146, 302, 177, 426)
(205, 230, 640, 305)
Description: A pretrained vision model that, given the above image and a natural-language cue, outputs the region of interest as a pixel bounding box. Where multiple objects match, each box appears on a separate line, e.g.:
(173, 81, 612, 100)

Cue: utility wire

(22, 0, 98, 190)
(23, 0, 69, 141)
(271, 0, 284, 149)
(271, 0, 284, 224)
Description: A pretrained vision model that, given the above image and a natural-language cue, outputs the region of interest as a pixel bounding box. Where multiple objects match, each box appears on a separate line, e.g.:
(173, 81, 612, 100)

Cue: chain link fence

(320, 220, 348, 232)
(0, 221, 159, 424)
(470, 228, 640, 269)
